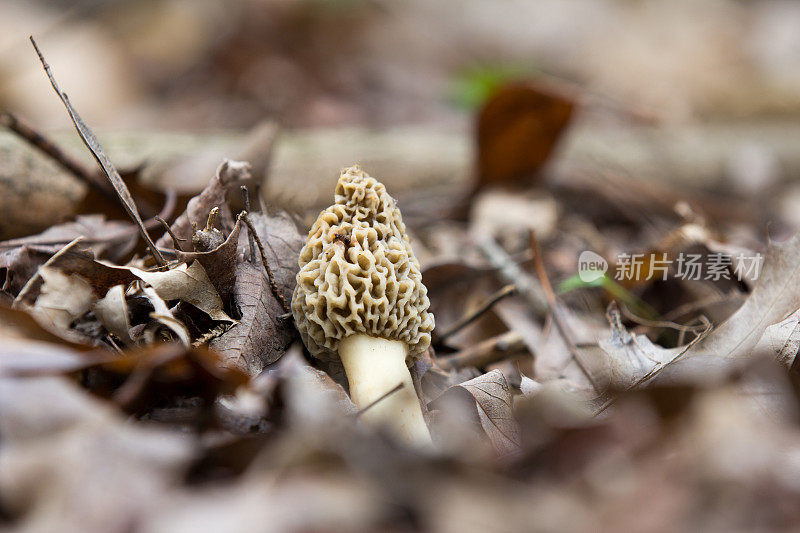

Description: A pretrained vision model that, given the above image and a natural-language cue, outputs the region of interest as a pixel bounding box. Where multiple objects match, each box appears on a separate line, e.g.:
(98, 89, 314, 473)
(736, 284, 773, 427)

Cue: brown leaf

(238, 211, 302, 305)
(18, 246, 138, 302)
(440, 369, 522, 456)
(653, 233, 800, 383)
(31, 246, 232, 324)
(0, 339, 248, 414)
(133, 261, 232, 323)
(0, 215, 138, 261)
(210, 262, 289, 374)
(100, 344, 249, 414)
(11, 243, 230, 346)
(475, 81, 574, 192)
(177, 218, 242, 307)
(210, 211, 303, 374)
(1, 246, 53, 298)
(0, 216, 141, 299)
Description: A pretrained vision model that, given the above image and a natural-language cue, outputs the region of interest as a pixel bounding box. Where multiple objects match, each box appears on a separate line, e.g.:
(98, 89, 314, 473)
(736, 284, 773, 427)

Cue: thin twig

(241, 211, 290, 313)
(155, 216, 185, 252)
(0, 110, 114, 199)
(356, 383, 404, 417)
(478, 237, 547, 315)
(241, 186, 256, 261)
(529, 231, 600, 390)
(619, 303, 708, 335)
(436, 284, 517, 343)
(30, 36, 166, 267)
(437, 330, 526, 371)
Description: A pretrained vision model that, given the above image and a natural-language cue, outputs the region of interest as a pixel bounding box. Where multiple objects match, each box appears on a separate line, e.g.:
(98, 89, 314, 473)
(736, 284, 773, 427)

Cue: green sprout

(448, 63, 536, 110)
(558, 271, 659, 320)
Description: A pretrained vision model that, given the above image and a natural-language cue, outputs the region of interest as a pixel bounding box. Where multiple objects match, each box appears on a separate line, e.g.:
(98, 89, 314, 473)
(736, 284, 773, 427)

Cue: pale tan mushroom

(292, 165, 435, 446)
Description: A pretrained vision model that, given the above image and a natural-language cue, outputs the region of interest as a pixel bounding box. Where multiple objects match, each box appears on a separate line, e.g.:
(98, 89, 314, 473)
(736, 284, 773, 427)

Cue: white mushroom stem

(339, 335, 432, 447)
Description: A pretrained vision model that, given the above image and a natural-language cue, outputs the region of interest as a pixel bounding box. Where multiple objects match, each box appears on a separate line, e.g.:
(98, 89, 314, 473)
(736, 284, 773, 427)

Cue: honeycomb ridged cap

(292, 165, 434, 364)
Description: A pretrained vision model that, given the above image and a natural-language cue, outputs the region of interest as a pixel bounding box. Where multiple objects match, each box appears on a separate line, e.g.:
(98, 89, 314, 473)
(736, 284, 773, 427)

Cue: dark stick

(241, 186, 256, 262)
(241, 212, 290, 313)
(29, 36, 166, 267)
(155, 216, 185, 252)
(436, 284, 517, 343)
(528, 231, 599, 390)
(356, 383, 404, 417)
(0, 110, 114, 199)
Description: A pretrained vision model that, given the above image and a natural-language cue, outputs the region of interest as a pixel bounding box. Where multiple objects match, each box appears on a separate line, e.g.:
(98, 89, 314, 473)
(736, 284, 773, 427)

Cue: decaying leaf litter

(4, 38, 800, 533)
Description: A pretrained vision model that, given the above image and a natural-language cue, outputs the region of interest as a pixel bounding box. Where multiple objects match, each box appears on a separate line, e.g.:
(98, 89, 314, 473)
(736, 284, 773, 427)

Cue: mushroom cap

(292, 165, 435, 365)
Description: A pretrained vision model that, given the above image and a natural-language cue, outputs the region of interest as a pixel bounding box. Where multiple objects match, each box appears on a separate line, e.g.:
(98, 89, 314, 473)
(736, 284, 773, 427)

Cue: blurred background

(4, 0, 800, 130)
(5, 0, 800, 236)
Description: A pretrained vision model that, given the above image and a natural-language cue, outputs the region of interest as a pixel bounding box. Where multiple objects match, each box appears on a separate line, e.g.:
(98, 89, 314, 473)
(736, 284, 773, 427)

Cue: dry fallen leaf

(754, 309, 800, 369)
(0, 339, 110, 376)
(595, 303, 684, 390)
(132, 261, 232, 323)
(29, 266, 96, 342)
(210, 211, 303, 374)
(25, 245, 234, 326)
(0, 214, 138, 264)
(475, 81, 574, 193)
(435, 369, 522, 456)
(94, 284, 134, 344)
(177, 218, 242, 308)
(0, 301, 91, 347)
(657, 233, 800, 383)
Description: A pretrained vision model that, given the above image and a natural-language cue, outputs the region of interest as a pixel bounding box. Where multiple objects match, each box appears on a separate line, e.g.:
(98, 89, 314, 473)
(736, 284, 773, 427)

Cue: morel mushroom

(292, 165, 435, 446)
